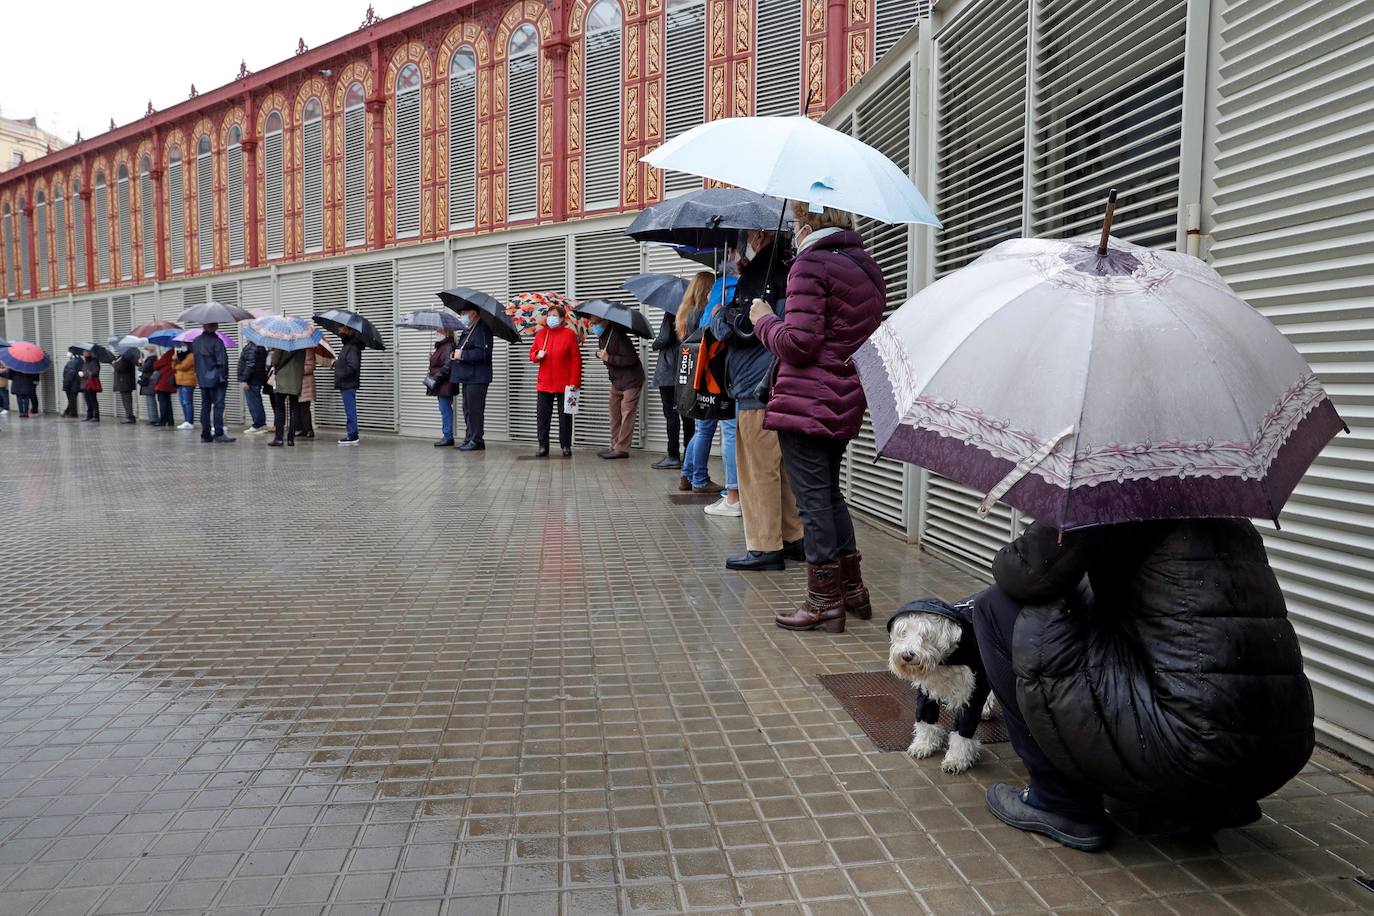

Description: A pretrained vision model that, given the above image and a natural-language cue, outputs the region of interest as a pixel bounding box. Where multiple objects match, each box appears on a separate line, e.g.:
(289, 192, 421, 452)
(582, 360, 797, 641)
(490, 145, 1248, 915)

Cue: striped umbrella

(245, 315, 324, 352)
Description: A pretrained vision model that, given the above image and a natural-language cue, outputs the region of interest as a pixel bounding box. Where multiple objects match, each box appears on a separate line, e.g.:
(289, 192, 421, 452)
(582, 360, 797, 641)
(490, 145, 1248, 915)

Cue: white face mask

(744, 241, 759, 261)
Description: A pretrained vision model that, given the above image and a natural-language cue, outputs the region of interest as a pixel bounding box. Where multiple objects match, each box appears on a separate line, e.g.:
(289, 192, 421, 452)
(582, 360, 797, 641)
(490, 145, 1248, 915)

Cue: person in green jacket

(268, 348, 306, 447)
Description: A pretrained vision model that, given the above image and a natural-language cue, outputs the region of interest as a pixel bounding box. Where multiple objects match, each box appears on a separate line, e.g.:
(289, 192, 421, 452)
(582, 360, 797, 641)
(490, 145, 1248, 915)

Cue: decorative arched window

(225, 129, 244, 265)
(1, 203, 12, 296)
(584, 1, 623, 211)
(35, 190, 49, 291)
(448, 47, 477, 230)
(139, 155, 156, 275)
(264, 112, 285, 259)
(167, 149, 186, 274)
(117, 164, 133, 279)
(72, 177, 87, 284)
(196, 135, 214, 269)
(344, 82, 367, 247)
(54, 182, 68, 288)
(394, 64, 422, 239)
(754, 0, 802, 117)
(507, 24, 540, 221)
(94, 171, 111, 282)
(301, 100, 324, 253)
(664, 0, 706, 195)
(16, 197, 29, 294)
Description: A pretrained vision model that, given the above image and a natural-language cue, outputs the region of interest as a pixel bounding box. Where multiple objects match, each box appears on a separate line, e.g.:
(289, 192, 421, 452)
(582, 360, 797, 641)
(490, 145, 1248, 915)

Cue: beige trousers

(609, 386, 641, 453)
(736, 408, 804, 552)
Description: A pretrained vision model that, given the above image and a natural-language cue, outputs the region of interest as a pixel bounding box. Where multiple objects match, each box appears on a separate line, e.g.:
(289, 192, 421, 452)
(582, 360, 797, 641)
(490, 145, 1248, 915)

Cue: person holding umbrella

(529, 303, 580, 458)
(61, 351, 83, 418)
(625, 272, 694, 470)
(173, 346, 197, 428)
(111, 347, 138, 424)
(578, 300, 650, 460)
(77, 347, 103, 422)
(0, 364, 8, 417)
(267, 347, 305, 447)
(430, 328, 459, 447)
(449, 307, 493, 451)
(191, 323, 234, 443)
(138, 348, 159, 424)
(0, 342, 52, 418)
(237, 337, 270, 435)
(152, 347, 178, 427)
(296, 346, 319, 440)
(313, 309, 384, 447)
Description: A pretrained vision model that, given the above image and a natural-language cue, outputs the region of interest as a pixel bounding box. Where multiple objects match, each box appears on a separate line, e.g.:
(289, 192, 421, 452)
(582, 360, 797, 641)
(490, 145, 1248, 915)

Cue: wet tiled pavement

(0, 419, 1371, 916)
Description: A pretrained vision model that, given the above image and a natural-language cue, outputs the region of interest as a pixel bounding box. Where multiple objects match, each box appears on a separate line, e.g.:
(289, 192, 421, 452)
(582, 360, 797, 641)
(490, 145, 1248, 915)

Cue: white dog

(887, 598, 996, 774)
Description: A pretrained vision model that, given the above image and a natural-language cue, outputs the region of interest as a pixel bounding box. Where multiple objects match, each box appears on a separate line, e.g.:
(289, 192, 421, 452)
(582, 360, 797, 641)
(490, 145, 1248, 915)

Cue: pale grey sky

(0, 0, 409, 143)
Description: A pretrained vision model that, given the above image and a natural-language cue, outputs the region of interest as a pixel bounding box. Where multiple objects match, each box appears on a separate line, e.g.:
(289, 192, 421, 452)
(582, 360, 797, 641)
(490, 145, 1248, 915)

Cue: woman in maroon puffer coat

(750, 203, 886, 634)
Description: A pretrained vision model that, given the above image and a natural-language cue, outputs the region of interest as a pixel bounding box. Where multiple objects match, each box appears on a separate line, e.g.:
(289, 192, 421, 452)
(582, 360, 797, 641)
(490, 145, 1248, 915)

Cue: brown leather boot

(839, 551, 872, 620)
(775, 563, 846, 633)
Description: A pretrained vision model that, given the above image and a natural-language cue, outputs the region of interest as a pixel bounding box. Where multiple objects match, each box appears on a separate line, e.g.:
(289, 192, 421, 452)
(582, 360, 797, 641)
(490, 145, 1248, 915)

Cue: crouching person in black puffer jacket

(974, 519, 1313, 852)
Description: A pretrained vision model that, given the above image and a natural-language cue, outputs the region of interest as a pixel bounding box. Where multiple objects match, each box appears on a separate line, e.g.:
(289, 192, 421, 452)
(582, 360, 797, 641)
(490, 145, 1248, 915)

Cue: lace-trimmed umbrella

(854, 228, 1345, 531)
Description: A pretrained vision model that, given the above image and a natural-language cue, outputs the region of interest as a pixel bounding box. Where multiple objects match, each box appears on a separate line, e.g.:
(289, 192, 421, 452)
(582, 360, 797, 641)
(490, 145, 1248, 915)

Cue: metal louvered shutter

(754, 0, 802, 117)
(397, 254, 447, 437)
(664, 2, 706, 195)
(584, 28, 622, 211)
(94, 181, 110, 282)
(54, 189, 68, 288)
(36, 305, 54, 410)
(453, 243, 510, 439)
(345, 108, 367, 247)
(395, 89, 422, 239)
(449, 68, 478, 229)
(72, 183, 87, 286)
(240, 276, 274, 315)
(112, 294, 132, 336)
(572, 229, 642, 448)
(141, 167, 157, 275)
(17, 207, 29, 294)
(167, 164, 185, 274)
(133, 291, 156, 329)
(302, 121, 324, 252)
(352, 260, 397, 432)
(265, 131, 285, 259)
(2, 210, 12, 296)
(182, 284, 207, 310)
(117, 176, 133, 279)
(923, 477, 1018, 575)
(208, 280, 244, 427)
(508, 237, 567, 442)
(35, 198, 49, 291)
(1205, 0, 1374, 760)
(90, 297, 116, 416)
(933, 0, 1027, 276)
(227, 145, 245, 264)
(310, 266, 349, 427)
(507, 55, 539, 221)
(876, 0, 929, 61)
(1030, 0, 1185, 247)
(197, 152, 214, 268)
(845, 63, 914, 531)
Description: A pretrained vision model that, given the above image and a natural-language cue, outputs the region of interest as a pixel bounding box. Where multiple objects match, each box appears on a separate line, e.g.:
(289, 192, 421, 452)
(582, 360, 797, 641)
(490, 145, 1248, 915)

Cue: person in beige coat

(295, 347, 318, 440)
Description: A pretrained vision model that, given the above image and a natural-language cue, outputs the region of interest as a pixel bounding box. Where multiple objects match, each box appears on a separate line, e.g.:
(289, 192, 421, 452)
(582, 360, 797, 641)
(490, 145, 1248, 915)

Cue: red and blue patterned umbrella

(507, 292, 573, 336)
(0, 341, 52, 374)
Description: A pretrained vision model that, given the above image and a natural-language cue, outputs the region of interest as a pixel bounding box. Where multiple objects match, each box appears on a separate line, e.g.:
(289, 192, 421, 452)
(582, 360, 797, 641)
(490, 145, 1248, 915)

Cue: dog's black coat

(888, 597, 993, 740)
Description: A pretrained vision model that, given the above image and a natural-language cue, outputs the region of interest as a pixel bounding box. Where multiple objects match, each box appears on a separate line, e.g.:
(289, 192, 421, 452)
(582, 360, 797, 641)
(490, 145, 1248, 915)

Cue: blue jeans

(437, 395, 454, 440)
(245, 385, 267, 428)
(199, 385, 226, 439)
(144, 393, 158, 421)
(683, 418, 718, 488)
(177, 386, 195, 424)
(720, 418, 737, 490)
(341, 388, 358, 438)
(0, 389, 8, 412)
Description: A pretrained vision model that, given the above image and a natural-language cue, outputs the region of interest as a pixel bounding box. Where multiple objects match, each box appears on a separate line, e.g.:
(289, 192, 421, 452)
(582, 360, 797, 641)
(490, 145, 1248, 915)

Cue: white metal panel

(1204, 0, 1374, 759)
(227, 144, 246, 265)
(397, 253, 447, 437)
(663, 1, 706, 195)
(36, 304, 55, 410)
(310, 266, 349, 427)
(133, 290, 156, 328)
(754, 0, 802, 117)
(922, 476, 1017, 576)
(572, 229, 642, 448)
(117, 173, 133, 280)
(508, 236, 567, 442)
(141, 164, 157, 275)
(211, 280, 244, 427)
(876, 0, 930, 62)
(453, 243, 510, 440)
(448, 55, 478, 229)
(352, 260, 397, 432)
(111, 294, 132, 336)
(54, 186, 69, 289)
(395, 86, 422, 239)
(265, 129, 285, 260)
(344, 106, 367, 247)
(167, 162, 186, 274)
(240, 275, 275, 316)
(94, 177, 110, 282)
(197, 150, 215, 269)
(89, 297, 114, 416)
(584, 26, 622, 211)
(507, 53, 540, 221)
(639, 244, 702, 452)
(35, 195, 49, 291)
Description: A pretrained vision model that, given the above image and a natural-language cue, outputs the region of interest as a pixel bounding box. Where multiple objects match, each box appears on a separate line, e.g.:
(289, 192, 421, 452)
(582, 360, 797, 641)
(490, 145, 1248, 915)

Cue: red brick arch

(493, 0, 555, 224)
(255, 91, 290, 262)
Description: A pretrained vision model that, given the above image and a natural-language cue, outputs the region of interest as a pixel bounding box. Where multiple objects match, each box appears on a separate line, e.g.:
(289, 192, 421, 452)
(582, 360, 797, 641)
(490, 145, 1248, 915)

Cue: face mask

(546, 315, 562, 329)
(592, 323, 607, 336)
(457, 315, 471, 330)
(744, 242, 759, 261)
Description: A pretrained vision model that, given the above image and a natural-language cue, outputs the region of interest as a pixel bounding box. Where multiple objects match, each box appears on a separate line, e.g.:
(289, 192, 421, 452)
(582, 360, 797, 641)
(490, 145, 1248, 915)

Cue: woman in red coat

(152, 349, 178, 427)
(528, 304, 582, 458)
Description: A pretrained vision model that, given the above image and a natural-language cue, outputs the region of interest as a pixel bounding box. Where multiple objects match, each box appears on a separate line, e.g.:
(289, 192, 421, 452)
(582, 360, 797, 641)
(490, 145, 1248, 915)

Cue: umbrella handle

(1097, 188, 1118, 257)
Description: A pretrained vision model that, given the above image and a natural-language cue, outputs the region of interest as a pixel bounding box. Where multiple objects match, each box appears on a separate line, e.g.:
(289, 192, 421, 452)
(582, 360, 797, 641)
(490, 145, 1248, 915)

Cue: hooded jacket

(154, 351, 178, 394)
(270, 349, 306, 397)
(237, 341, 270, 387)
(62, 356, 83, 394)
(994, 519, 1314, 805)
(599, 325, 644, 391)
(334, 340, 362, 390)
(650, 313, 679, 389)
(111, 354, 137, 393)
(173, 352, 198, 388)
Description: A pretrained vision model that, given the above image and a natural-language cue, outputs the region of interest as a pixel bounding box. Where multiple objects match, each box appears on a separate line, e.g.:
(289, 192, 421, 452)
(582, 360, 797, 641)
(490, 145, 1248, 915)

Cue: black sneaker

(652, 456, 683, 470)
(726, 550, 786, 572)
(213, 435, 237, 444)
(458, 441, 485, 451)
(985, 784, 1110, 852)
(434, 438, 455, 448)
(784, 540, 805, 562)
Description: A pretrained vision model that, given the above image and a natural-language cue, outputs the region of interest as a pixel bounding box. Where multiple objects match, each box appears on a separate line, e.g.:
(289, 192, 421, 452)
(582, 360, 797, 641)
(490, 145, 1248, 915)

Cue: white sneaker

(177, 421, 193, 430)
(0, 409, 8, 416)
(704, 498, 743, 518)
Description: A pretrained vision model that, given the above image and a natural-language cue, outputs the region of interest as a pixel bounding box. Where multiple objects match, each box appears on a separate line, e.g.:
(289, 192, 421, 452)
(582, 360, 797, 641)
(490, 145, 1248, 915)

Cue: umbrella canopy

(507, 292, 573, 335)
(177, 300, 256, 324)
(574, 299, 654, 339)
(244, 316, 324, 352)
(69, 342, 115, 363)
(643, 115, 940, 227)
(114, 335, 148, 351)
(626, 188, 789, 248)
(437, 287, 523, 343)
(854, 235, 1345, 531)
(313, 309, 386, 350)
(623, 273, 690, 315)
(130, 320, 181, 338)
(0, 341, 51, 373)
(313, 339, 337, 367)
(396, 309, 465, 332)
(145, 328, 182, 348)
(175, 328, 237, 348)
(0, 338, 8, 348)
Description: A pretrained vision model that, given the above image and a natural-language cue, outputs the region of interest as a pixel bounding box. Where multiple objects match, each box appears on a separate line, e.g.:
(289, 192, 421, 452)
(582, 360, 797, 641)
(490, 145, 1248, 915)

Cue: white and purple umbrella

(175, 328, 236, 348)
(854, 235, 1345, 531)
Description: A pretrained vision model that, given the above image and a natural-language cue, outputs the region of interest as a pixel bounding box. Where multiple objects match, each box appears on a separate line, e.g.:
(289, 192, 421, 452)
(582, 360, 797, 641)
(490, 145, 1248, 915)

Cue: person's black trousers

(535, 391, 573, 450)
(294, 401, 314, 436)
(777, 430, 856, 565)
(156, 391, 173, 425)
(658, 386, 694, 460)
(462, 383, 488, 445)
(64, 392, 79, 417)
(973, 587, 1104, 820)
(271, 392, 300, 443)
(82, 391, 100, 420)
(118, 390, 134, 420)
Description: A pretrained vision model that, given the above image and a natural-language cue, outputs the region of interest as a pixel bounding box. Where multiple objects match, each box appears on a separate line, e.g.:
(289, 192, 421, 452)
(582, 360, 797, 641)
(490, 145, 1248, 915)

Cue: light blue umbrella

(146, 328, 182, 348)
(642, 115, 941, 228)
(244, 315, 324, 352)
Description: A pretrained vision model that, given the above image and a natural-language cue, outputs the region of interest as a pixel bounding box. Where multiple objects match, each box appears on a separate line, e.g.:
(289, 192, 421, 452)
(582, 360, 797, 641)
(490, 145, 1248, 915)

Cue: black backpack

(675, 327, 734, 421)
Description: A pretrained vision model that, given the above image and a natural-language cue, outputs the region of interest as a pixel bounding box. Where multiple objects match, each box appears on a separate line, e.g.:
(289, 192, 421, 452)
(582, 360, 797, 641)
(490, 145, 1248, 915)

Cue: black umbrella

(623, 273, 690, 315)
(69, 342, 115, 363)
(626, 188, 789, 248)
(436, 287, 522, 344)
(574, 299, 654, 339)
(313, 309, 386, 350)
(176, 300, 255, 324)
(396, 310, 465, 332)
